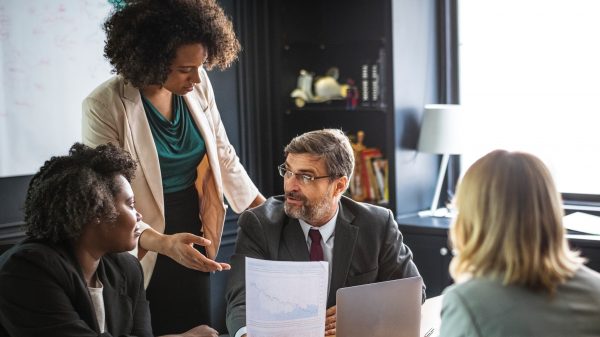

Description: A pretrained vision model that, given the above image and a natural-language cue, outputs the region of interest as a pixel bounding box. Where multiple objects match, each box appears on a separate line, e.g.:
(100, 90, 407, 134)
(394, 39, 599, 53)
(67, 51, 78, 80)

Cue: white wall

(0, 0, 113, 177)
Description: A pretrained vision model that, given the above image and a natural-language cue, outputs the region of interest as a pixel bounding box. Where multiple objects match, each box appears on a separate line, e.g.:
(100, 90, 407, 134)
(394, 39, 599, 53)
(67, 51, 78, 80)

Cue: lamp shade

(417, 104, 463, 154)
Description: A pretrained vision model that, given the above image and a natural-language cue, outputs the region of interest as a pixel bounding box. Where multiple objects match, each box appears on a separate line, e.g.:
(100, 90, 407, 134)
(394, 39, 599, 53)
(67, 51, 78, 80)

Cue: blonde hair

(450, 150, 584, 293)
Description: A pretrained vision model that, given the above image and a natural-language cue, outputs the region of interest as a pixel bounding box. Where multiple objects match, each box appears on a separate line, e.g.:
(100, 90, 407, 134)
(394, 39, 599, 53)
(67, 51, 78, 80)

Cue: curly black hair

(24, 143, 137, 244)
(103, 0, 241, 87)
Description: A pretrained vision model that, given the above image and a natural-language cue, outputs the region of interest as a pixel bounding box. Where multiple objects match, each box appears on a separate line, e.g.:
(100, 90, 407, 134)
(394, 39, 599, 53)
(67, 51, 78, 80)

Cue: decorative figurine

(290, 67, 345, 108)
(345, 78, 359, 110)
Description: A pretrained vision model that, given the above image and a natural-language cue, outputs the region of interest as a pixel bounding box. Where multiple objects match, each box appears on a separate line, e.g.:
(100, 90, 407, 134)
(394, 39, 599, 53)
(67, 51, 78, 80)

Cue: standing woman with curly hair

(82, 0, 265, 334)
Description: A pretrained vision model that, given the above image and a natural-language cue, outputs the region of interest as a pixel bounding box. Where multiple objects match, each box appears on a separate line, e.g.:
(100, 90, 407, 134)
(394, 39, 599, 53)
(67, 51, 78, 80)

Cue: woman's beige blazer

(82, 70, 259, 286)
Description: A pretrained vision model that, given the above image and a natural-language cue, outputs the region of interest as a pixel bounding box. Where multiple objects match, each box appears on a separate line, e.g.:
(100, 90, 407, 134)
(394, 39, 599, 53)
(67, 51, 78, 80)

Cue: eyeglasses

(277, 164, 333, 185)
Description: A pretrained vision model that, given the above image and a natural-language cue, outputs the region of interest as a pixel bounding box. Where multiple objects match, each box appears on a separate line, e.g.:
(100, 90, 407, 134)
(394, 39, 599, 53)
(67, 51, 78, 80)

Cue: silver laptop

(336, 276, 423, 337)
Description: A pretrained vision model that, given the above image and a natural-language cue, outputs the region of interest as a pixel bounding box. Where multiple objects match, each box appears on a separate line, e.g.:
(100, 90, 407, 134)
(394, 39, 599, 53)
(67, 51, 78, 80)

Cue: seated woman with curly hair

(82, 0, 265, 333)
(0, 143, 218, 337)
(440, 150, 600, 337)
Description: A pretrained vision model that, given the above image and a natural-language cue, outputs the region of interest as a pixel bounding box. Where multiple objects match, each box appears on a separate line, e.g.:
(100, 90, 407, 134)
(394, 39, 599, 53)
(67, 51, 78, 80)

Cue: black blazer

(0, 239, 152, 337)
(225, 196, 424, 335)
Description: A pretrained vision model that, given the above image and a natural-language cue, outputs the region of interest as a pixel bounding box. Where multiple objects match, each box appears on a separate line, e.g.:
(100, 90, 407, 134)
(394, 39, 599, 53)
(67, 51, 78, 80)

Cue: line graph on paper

(247, 280, 320, 321)
(245, 258, 329, 325)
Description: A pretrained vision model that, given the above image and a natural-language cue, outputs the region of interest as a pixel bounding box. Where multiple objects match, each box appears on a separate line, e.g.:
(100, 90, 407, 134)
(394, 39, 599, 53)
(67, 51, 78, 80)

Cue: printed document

(245, 257, 329, 337)
(563, 212, 600, 235)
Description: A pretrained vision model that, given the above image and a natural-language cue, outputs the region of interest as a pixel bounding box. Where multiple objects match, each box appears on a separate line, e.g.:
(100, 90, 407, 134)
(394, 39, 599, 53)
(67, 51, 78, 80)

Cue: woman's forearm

(138, 227, 170, 259)
(248, 193, 266, 209)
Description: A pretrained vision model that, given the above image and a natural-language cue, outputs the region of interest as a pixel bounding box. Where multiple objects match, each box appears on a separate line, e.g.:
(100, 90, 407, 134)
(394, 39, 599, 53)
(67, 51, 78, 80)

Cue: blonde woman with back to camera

(440, 150, 600, 337)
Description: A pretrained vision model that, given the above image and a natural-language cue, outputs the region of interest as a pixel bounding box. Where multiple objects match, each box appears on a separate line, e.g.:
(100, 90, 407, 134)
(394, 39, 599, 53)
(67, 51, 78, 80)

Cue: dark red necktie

(309, 229, 324, 261)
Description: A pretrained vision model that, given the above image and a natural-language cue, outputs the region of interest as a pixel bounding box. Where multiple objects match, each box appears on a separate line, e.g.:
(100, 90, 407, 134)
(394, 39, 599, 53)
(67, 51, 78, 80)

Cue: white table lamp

(418, 104, 462, 217)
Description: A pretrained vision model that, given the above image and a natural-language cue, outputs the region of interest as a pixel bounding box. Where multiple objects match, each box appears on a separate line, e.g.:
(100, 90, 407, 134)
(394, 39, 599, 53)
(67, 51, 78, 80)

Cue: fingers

(181, 324, 218, 337)
(184, 252, 223, 272)
(324, 305, 336, 336)
(166, 233, 231, 272)
(203, 324, 218, 337)
(177, 247, 231, 272)
(179, 232, 212, 247)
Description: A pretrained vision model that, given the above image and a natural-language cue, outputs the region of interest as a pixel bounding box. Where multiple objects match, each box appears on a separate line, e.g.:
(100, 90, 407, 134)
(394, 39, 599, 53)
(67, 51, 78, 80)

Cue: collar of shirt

(299, 207, 339, 248)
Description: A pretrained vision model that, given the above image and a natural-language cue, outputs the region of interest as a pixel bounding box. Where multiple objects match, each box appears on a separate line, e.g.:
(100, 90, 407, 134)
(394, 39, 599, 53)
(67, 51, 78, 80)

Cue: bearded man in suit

(225, 129, 424, 337)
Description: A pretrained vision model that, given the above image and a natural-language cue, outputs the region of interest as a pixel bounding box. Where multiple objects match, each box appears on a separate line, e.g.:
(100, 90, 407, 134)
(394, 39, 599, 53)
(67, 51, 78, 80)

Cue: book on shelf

(349, 130, 388, 204)
(349, 147, 388, 204)
(360, 148, 382, 202)
(372, 158, 389, 204)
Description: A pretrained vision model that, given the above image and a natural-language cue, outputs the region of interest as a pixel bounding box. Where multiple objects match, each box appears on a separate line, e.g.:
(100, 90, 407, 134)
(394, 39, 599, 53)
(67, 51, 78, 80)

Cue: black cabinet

(402, 232, 452, 298)
(398, 216, 453, 298)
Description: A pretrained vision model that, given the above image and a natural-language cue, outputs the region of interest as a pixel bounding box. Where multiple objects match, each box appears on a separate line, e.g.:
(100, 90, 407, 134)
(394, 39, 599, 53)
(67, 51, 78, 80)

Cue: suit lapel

(184, 89, 217, 170)
(184, 89, 225, 201)
(98, 258, 128, 334)
(327, 203, 358, 306)
(282, 217, 310, 261)
(98, 259, 117, 333)
(122, 81, 164, 214)
(184, 90, 213, 148)
(61, 245, 102, 333)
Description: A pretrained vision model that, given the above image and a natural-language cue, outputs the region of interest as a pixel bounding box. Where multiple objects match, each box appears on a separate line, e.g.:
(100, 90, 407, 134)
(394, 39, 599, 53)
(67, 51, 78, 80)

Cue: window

(458, 0, 600, 196)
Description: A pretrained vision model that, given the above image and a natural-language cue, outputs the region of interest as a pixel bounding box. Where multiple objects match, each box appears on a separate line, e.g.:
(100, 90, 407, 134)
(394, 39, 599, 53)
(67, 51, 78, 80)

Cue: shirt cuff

(234, 326, 247, 337)
(128, 221, 152, 258)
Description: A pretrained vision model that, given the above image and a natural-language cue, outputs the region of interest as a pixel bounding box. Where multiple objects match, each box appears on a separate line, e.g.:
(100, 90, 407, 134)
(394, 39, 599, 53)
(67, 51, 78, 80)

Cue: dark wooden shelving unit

(286, 106, 387, 114)
(268, 0, 396, 209)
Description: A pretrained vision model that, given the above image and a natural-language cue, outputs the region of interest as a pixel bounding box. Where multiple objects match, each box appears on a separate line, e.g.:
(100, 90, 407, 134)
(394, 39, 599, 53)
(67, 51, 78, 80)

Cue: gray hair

(284, 129, 355, 180)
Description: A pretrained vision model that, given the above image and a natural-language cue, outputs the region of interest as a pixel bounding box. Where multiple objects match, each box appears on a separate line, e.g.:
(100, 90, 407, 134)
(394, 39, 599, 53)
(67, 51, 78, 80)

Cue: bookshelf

(267, 0, 397, 211)
(247, 0, 441, 216)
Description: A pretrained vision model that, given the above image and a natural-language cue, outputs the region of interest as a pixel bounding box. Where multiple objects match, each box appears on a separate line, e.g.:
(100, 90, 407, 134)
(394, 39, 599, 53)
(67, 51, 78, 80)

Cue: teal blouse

(141, 93, 206, 194)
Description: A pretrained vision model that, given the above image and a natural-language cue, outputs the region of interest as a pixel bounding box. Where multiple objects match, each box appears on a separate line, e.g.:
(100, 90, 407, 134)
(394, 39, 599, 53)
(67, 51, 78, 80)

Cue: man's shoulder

(339, 196, 393, 226)
(240, 196, 287, 227)
(340, 196, 390, 213)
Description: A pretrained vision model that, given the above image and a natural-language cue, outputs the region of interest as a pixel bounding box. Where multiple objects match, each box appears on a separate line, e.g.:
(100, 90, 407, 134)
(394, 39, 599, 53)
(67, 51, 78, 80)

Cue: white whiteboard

(0, 0, 113, 177)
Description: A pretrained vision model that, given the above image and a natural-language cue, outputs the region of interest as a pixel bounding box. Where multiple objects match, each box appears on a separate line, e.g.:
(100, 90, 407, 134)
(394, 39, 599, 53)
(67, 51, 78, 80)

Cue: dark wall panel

(0, 175, 30, 248)
(391, 0, 440, 214)
(210, 216, 238, 333)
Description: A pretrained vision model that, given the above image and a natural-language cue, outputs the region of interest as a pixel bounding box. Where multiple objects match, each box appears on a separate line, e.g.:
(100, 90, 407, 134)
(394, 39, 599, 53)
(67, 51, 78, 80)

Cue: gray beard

(284, 193, 334, 225)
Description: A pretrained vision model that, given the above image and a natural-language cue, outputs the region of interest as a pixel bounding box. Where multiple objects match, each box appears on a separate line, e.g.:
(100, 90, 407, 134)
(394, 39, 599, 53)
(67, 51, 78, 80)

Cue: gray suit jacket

(440, 266, 600, 337)
(225, 195, 424, 335)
